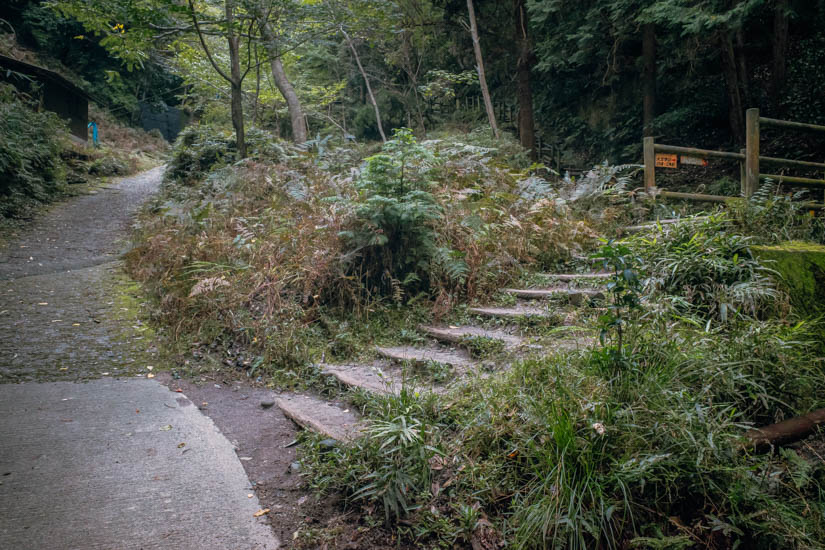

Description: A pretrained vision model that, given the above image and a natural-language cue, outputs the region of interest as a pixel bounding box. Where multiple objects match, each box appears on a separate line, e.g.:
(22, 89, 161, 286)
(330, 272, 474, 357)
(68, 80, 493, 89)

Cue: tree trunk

(514, 0, 535, 158)
(342, 27, 387, 142)
(735, 29, 751, 108)
(188, 0, 246, 157)
(770, 0, 789, 103)
(270, 56, 308, 143)
(642, 23, 656, 138)
(466, 0, 498, 139)
(259, 18, 308, 143)
(225, 0, 246, 158)
(720, 33, 745, 145)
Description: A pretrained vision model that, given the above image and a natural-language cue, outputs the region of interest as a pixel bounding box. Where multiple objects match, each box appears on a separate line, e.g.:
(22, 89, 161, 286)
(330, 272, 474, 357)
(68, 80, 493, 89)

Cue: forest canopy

(2, 0, 820, 168)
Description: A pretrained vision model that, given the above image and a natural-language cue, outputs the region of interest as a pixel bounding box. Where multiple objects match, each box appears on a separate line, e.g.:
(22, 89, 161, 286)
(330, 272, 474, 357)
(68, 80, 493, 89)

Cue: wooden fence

(643, 108, 825, 207)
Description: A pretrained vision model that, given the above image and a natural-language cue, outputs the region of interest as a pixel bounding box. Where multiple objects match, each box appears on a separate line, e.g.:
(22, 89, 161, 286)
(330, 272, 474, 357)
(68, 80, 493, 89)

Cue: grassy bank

(127, 124, 825, 549)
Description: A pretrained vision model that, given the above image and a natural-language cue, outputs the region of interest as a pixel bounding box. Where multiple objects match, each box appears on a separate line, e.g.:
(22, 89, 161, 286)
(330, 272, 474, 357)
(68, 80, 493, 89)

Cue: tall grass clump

(304, 315, 825, 548)
(629, 213, 780, 322)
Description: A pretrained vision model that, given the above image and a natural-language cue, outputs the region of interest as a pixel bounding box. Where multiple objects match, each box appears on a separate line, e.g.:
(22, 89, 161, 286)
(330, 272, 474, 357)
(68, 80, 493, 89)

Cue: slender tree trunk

(642, 23, 656, 137)
(720, 33, 745, 145)
(514, 0, 535, 158)
(466, 0, 498, 138)
(770, 0, 789, 103)
(342, 27, 387, 142)
(258, 18, 308, 143)
(225, 0, 246, 158)
(270, 56, 308, 142)
(735, 29, 750, 108)
(253, 46, 261, 125)
(188, 0, 246, 157)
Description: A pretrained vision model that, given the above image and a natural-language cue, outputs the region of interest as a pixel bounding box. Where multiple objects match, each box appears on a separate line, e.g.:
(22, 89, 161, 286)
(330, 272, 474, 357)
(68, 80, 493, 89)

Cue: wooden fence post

(745, 108, 760, 197)
(740, 148, 746, 194)
(644, 136, 656, 193)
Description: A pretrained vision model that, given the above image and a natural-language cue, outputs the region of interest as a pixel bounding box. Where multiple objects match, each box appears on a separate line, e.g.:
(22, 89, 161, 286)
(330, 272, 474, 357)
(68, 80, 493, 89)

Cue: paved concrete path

(0, 167, 281, 549)
(0, 379, 278, 549)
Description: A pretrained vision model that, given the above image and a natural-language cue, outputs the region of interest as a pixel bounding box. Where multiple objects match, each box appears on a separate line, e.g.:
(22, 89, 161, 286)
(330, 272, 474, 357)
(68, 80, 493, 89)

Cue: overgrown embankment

(126, 126, 599, 373)
(128, 123, 825, 549)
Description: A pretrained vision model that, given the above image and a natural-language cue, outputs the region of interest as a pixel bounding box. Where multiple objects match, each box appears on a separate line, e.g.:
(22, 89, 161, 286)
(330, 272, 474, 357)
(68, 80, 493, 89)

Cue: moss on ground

(752, 241, 825, 313)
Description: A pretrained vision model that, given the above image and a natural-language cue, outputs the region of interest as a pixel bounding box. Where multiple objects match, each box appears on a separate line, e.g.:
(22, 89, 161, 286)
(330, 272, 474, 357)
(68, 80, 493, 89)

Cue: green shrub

(0, 84, 68, 218)
(629, 213, 778, 321)
(88, 154, 130, 176)
(339, 128, 465, 298)
(727, 182, 825, 245)
(167, 124, 290, 182)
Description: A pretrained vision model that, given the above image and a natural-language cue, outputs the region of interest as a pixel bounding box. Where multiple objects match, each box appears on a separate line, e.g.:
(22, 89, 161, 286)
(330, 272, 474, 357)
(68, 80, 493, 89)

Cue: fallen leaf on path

(253, 508, 270, 518)
(160, 424, 172, 431)
(177, 442, 186, 448)
(174, 389, 183, 393)
(147, 373, 155, 378)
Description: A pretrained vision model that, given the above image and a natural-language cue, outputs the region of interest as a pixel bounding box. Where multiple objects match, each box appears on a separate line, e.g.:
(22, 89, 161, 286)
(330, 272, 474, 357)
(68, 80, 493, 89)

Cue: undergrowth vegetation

(304, 218, 825, 550)
(128, 123, 825, 549)
(127, 127, 597, 371)
(0, 83, 68, 218)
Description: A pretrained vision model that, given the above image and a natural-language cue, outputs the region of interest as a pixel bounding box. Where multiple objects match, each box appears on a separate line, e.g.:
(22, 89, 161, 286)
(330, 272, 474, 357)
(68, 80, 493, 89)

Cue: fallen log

(745, 408, 825, 452)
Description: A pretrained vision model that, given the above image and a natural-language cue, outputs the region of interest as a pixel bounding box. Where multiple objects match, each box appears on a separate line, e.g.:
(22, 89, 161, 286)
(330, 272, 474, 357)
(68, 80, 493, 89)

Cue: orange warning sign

(655, 154, 678, 168)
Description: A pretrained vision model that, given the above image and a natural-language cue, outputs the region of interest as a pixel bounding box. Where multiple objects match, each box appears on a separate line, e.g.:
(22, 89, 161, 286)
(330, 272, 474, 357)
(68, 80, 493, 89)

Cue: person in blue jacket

(88, 120, 99, 146)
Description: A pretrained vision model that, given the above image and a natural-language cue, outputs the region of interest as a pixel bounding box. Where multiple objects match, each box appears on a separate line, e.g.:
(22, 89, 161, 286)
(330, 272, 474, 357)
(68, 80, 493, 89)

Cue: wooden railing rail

(644, 108, 825, 207)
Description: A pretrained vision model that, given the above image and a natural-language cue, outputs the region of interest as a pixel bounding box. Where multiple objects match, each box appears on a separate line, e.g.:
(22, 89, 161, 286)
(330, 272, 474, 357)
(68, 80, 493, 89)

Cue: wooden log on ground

(745, 408, 825, 452)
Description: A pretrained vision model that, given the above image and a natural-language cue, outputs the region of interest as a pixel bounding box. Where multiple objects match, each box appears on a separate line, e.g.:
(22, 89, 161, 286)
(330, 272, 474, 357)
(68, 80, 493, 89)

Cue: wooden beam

(654, 143, 744, 161)
(760, 174, 825, 188)
(643, 136, 656, 192)
(759, 156, 825, 170)
(745, 108, 760, 197)
(759, 117, 825, 133)
(658, 191, 730, 203)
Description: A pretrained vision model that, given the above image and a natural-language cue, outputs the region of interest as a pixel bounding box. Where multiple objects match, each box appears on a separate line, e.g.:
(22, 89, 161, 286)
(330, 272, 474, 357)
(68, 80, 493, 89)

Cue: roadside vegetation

(0, 82, 167, 224)
(125, 123, 825, 549)
(126, 126, 598, 372)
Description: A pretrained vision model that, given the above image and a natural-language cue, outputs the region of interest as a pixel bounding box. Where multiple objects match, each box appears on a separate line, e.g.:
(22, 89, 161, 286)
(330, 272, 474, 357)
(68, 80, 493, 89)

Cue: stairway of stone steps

(275, 215, 706, 442)
(275, 269, 610, 442)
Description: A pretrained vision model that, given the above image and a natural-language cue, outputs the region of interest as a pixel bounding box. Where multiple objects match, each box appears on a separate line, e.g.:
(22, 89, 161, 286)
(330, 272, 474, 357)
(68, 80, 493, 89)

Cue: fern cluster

(339, 128, 467, 299)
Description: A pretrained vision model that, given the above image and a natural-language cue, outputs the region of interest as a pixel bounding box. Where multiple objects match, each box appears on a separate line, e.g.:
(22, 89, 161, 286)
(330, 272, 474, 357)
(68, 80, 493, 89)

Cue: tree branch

(188, 0, 232, 83)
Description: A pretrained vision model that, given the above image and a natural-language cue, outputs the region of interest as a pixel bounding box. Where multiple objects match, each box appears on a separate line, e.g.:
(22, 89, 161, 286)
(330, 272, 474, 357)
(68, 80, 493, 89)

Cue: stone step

(420, 325, 523, 349)
(503, 287, 604, 303)
(320, 363, 403, 396)
(320, 363, 446, 396)
(375, 345, 475, 368)
(468, 305, 550, 319)
(539, 272, 610, 281)
(275, 393, 363, 442)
